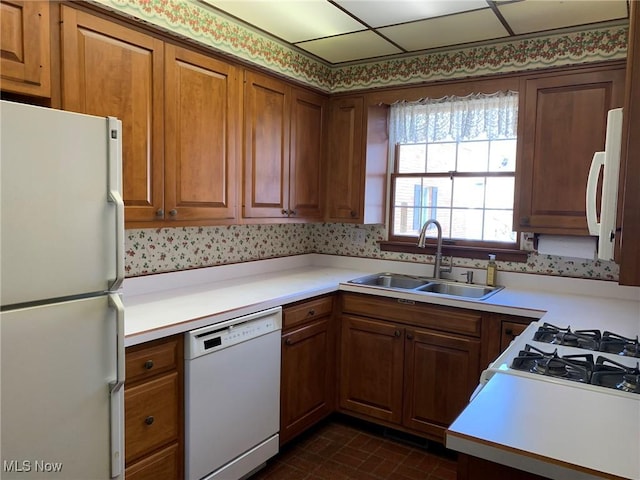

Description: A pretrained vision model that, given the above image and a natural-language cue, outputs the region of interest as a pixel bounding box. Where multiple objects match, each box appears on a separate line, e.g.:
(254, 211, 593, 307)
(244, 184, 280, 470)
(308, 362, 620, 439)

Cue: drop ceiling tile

(201, 0, 364, 42)
(296, 30, 403, 64)
(379, 9, 509, 52)
(498, 0, 628, 35)
(334, 0, 488, 28)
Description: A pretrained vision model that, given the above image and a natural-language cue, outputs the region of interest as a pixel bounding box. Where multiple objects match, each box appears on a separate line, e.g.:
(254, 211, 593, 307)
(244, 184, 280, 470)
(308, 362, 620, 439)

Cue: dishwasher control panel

(185, 307, 282, 359)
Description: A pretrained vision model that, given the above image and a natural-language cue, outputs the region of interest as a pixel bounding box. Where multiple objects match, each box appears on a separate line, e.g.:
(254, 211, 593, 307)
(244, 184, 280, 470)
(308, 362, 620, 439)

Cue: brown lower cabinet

(338, 292, 482, 443)
(125, 335, 184, 480)
(280, 295, 336, 445)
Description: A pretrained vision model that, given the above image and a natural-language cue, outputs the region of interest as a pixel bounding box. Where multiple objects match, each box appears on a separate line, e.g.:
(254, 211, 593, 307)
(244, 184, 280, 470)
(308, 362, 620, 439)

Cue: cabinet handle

(169, 209, 178, 217)
(350, 210, 357, 218)
(406, 333, 414, 340)
(505, 329, 514, 336)
(144, 416, 154, 426)
(143, 360, 154, 370)
(156, 209, 164, 217)
(285, 338, 293, 346)
(281, 209, 288, 215)
(308, 309, 316, 317)
(394, 330, 401, 337)
(290, 210, 296, 216)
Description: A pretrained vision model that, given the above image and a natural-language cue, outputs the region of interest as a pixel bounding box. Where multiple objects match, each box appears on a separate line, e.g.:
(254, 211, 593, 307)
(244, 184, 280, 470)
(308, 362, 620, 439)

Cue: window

(389, 91, 518, 247)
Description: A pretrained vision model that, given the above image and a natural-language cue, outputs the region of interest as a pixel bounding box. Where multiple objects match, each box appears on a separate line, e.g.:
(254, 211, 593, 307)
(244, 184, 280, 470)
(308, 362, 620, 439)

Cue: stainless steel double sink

(347, 272, 503, 301)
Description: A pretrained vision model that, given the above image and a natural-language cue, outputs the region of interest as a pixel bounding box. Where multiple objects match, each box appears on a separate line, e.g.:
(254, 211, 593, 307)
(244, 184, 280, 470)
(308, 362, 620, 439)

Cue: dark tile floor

(250, 416, 458, 480)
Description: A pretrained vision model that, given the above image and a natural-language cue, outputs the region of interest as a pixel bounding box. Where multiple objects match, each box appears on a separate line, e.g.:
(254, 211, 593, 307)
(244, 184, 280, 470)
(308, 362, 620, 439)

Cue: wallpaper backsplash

(125, 224, 619, 281)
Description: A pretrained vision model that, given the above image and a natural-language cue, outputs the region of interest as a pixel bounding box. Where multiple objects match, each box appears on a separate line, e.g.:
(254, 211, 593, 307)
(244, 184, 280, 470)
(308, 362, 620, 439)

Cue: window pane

(485, 177, 515, 209)
(419, 208, 451, 238)
(394, 177, 421, 207)
(484, 210, 516, 242)
(394, 206, 418, 236)
(426, 143, 456, 172)
(453, 177, 485, 208)
(451, 209, 483, 240)
(398, 144, 426, 173)
(457, 141, 489, 172)
(489, 139, 516, 172)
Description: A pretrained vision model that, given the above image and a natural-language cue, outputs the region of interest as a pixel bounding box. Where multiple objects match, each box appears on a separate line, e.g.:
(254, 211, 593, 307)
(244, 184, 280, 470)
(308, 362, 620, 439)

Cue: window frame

(382, 96, 525, 260)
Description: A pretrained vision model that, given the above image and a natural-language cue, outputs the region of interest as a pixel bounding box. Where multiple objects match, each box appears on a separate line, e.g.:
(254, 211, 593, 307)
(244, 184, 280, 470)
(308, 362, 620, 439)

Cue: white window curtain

(390, 91, 518, 143)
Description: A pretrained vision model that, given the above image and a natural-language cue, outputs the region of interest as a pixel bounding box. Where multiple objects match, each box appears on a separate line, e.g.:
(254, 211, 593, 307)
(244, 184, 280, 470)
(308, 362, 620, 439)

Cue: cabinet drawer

(125, 443, 179, 480)
(284, 296, 333, 330)
(341, 293, 481, 337)
(125, 372, 180, 463)
(126, 337, 179, 383)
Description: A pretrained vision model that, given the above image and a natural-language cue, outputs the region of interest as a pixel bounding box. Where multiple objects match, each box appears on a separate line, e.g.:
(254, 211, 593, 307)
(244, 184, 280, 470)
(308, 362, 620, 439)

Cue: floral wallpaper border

(93, 0, 627, 93)
(125, 224, 619, 281)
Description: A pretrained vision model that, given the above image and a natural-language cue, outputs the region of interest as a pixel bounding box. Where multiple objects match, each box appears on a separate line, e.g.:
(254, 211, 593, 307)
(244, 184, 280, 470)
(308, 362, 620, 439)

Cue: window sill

(378, 241, 529, 263)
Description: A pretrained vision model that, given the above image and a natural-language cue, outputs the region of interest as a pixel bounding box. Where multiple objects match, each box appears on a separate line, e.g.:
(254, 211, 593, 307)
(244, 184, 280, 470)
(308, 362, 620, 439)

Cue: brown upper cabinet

(515, 64, 626, 235)
(61, 6, 241, 226)
(0, 0, 50, 98)
(326, 96, 387, 224)
(619, 1, 640, 286)
(61, 6, 165, 224)
(243, 70, 325, 220)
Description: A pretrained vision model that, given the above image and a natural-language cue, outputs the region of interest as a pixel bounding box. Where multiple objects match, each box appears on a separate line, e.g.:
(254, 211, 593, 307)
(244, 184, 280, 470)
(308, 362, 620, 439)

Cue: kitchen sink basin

(347, 272, 503, 300)
(347, 272, 432, 290)
(416, 281, 503, 300)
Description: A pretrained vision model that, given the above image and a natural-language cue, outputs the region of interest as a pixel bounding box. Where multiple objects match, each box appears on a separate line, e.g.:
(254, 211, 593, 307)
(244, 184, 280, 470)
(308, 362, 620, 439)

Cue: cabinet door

(326, 96, 365, 222)
(500, 321, 528, 351)
(125, 443, 179, 480)
(280, 317, 334, 445)
(165, 44, 240, 222)
(0, 0, 50, 97)
(620, 1, 640, 286)
(61, 6, 164, 223)
(243, 70, 290, 219)
(403, 328, 480, 441)
(516, 67, 625, 234)
(289, 88, 326, 219)
(339, 315, 403, 424)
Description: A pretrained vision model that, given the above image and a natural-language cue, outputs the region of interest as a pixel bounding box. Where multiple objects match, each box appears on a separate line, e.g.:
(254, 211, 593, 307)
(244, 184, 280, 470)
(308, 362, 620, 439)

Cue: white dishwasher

(185, 307, 282, 480)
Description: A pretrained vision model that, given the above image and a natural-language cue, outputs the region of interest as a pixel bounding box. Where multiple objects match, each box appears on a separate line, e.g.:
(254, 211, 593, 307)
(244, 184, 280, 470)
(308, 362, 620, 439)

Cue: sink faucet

(417, 219, 452, 279)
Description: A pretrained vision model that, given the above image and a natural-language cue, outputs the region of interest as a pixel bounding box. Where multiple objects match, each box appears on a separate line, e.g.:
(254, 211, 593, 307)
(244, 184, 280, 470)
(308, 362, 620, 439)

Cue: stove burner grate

(533, 323, 600, 350)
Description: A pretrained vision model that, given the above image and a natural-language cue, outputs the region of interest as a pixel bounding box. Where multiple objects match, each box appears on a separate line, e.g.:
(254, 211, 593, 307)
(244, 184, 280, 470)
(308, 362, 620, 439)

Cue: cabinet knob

(394, 330, 401, 337)
(156, 209, 164, 217)
(281, 209, 288, 215)
(308, 309, 316, 317)
(505, 329, 514, 336)
(406, 333, 414, 340)
(144, 416, 155, 426)
(169, 209, 178, 217)
(350, 210, 357, 218)
(285, 338, 293, 346)
(143, 360, 154, 370)
(520, 216, 530, 225)
(290, 210, 296, 216)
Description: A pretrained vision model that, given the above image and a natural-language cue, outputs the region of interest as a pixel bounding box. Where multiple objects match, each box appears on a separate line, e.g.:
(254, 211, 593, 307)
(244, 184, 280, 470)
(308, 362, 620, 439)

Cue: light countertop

(447, 372, 640, 480)
(124, 254, 640, 346)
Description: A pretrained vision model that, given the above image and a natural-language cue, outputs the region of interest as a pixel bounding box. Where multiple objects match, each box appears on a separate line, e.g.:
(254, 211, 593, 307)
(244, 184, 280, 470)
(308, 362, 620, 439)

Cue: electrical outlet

(350, 229, 366, 246)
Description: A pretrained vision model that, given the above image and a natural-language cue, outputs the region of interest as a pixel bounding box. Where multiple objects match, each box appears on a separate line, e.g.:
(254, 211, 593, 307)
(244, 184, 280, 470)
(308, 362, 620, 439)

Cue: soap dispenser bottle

(486, 254, 497, 286)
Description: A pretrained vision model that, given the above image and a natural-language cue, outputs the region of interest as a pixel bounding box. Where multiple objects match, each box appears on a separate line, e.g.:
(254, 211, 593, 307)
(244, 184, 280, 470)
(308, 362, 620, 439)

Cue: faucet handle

(461, 270, 474, 284)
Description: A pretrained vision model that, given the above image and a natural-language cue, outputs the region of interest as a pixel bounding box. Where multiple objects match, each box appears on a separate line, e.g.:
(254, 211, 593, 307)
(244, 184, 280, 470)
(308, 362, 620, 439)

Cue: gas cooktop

(482, 321, 640, 399)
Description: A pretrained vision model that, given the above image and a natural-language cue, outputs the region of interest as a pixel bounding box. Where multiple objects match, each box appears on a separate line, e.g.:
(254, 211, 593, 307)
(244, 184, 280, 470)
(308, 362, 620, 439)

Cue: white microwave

(586, 107, 623, 261)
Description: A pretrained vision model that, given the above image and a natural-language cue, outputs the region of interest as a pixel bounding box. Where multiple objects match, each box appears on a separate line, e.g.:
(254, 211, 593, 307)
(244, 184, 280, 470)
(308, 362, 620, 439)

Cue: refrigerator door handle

(107, 117, 125, 291)
(109, 293, 125, 478)
(586, 151, 605, 236)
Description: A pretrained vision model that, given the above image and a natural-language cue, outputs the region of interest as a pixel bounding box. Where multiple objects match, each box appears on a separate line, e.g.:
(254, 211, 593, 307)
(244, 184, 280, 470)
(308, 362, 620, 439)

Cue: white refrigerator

(0, 100, 125, 479)
(586, 107, 623, 261)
